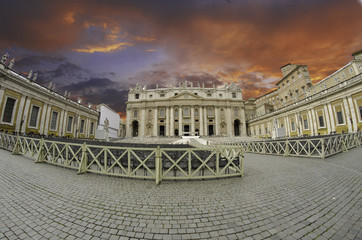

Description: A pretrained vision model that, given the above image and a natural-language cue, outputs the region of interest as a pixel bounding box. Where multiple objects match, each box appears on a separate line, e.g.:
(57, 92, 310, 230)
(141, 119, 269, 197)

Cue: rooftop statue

(32, 73, 38, 81)
(1, 52, 9, 64)
(8, 58, 15, 69)
(27, 70, 33, 79)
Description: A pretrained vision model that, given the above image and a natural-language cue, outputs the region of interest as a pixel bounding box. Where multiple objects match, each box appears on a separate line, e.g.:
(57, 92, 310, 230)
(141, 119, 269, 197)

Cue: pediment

(170, 91, 203, 100)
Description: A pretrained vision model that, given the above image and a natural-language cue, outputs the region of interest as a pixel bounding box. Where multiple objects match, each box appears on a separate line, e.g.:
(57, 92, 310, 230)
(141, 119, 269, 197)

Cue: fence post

(12, 135, 22, 155)
(321, 138, 325, 159)
(78, 142, 88, 174)
(155, 146, 162, 185)
(262, 141, 266, 154)
(35, 138, 46, 163)
(240, 147, 244, 177)
(283, 140, 289, 157)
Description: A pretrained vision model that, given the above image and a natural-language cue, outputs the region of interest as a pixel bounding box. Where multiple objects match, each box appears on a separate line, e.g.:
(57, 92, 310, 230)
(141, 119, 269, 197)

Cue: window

(50, 111, 58, 131)
(291, 121, 295, 131)
(184, 108, 189, 116)
(194, 109, 199, 116)
(232, 93, 236, 98)
(342, 72, 346, 80)
(208, 108, 213, 116)
(359, 105, 362, 121)
(303, 118, 309, 130)
(135, 94, 139, 99)
(234, 108, 239, 116)
(2, 97, 16, 123)
(174, 93, 178, 96)
(265, 128, 268, 134)
(259, 128, 261, 134)
(160, 109, 165, 117)
(281, 124, 284, 128)
(219, 94, 222, 97)
(29, 105, 40, 128)
(175, 109, 179, 117)
(336, 110, 344, 125)
(318, 115, 325, 128)
(66, 116, 73, 132)
(149, 94, 153, 98)
(90, 122, 94, 135)
(80, 119, 85, 134)
(133, 110, 138, 118)
(160, 94, 165, 97)
(207, 93, 212, 97)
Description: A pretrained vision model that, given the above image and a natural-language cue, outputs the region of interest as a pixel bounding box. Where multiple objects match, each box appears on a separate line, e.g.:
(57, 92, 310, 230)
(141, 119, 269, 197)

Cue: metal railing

(0, 133, 243, 184)
(218, 132, 361, 158)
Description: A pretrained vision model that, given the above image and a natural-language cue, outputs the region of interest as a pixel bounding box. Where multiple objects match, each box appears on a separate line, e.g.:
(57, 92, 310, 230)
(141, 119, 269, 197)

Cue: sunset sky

(1, 0, 361, 117)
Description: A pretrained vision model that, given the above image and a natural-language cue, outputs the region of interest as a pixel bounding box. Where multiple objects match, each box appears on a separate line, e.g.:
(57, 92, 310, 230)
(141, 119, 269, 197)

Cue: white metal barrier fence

(0, 133, 243, 184)
(219, 132, 361, 158)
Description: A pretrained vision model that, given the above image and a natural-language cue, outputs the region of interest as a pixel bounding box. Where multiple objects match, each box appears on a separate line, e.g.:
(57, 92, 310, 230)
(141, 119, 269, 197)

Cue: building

(0, 54, 99, 138)
(248, 50, 362, 138)
(96, 104, 121, 139)
(126, 81, 246, 137)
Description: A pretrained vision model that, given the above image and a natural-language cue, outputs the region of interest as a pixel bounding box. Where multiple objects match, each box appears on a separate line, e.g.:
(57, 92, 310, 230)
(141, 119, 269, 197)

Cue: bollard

(155, 146, 162, 185)
(78, 142, 88, 174)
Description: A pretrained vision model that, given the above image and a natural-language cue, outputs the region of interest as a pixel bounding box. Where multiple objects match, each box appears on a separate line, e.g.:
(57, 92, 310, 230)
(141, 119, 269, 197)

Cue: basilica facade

(126, 82, 249, 137)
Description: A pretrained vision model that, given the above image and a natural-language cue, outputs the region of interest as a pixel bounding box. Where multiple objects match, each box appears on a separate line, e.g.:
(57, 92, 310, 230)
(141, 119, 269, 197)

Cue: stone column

(226, 107, 232, 137)
(166, 107, 170, 136)
(310, 109, 318, 136)
(0, 88, 5, 106)
(39, 104, 48, 135)
(199, 106, 204, 136)
(347, 96, 358, 132)
(15, 95, 26, 133)
(62, 111, 68, 136)
(203, 107, 208, 136)
(21, 98, 31, 133)
(324, 105, 332, 133)
(307, 110, 314, 136)
(179, 106, 183, 136)
(327, 103, 335, 132)
(140, 107, 146, 137)
(215, 106, 220, 136)
(58, 110, 65, 136)
(126, 108, 131, 138)
(153, 107, 158, 137)
(343, 97, 353, 132)
(191, 106, 195, 136)
(241, 108, 246, 135)
(43, 105, 52, 136)
(285, 116, 290, 137)
(170, 107, 174, 136)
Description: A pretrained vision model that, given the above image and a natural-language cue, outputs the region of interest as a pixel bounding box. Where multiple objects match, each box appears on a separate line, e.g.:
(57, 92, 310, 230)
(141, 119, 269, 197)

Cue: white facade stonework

(126, 81, 246, 137)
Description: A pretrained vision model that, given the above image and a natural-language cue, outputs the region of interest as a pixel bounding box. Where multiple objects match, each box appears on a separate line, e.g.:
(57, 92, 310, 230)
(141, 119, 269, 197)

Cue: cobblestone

(0, 147, 361, 239)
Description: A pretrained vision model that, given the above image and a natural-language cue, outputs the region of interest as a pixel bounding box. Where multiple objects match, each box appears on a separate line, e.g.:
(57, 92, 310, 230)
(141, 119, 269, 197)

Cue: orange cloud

(132, 36, 156, 42)
(145, 49, 156, 52)
(72, 42, 134, 53)
(64, 12, 75, 24)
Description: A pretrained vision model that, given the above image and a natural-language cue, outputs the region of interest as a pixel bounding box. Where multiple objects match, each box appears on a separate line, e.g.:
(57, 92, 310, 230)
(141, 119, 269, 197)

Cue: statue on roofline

(1, 52, 9, 64)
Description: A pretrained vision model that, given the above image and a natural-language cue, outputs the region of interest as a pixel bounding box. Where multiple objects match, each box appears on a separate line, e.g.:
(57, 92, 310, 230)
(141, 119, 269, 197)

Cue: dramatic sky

(1, 0, 361, 117)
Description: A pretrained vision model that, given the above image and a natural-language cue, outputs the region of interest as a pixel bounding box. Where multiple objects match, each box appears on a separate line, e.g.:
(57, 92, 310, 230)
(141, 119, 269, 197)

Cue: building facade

(0, 57, 99, 138)
(126, 81, 246, 137)
(248, 50, 362, 138)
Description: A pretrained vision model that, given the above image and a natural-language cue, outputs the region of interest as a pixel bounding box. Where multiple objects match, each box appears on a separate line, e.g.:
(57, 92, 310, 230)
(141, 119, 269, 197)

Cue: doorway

(234, 119, 240, 136)
(183, 125, 190, 136)
(159, 126, 165, 136)
(208, 125, 214, 136)
(132, 121, 139, 137)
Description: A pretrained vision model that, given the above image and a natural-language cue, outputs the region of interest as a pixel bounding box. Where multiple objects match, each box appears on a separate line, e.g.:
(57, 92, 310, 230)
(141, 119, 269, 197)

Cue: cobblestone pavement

(0, 148, 361, 240)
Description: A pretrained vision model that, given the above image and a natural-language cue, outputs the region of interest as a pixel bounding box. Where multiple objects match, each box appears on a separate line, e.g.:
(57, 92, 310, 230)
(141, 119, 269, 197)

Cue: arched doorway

(234, 119, 240, 136)
(132, 121, 139, 137)
(159, 126, 165, 136)
(174, 129, 179, 136)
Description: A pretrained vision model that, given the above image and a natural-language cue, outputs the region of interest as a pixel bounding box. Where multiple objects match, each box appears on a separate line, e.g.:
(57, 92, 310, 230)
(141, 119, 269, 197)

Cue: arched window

(160, 109, 165, 117)
(184, 108, 189, 116)
(194, 109, 199, 116)
(175, 109, 179, 117)
(133, 110, 138, 118)
(208, 108, 213, 116)
(234, 108, 239, 116)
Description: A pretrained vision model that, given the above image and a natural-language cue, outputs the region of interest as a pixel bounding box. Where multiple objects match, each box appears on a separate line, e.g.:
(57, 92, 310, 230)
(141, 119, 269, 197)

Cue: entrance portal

(159, 126, 165, 136)
(234, 119, 240, 136)
(132, 121, 139, 137)
(208, 125, 214, 136)
(183, 125, 190, 136)
(174, 129, 179, 136)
